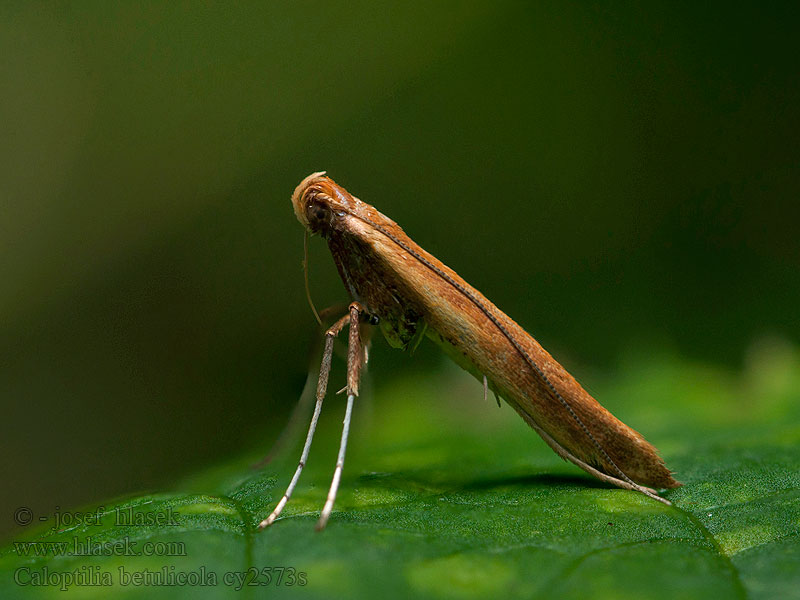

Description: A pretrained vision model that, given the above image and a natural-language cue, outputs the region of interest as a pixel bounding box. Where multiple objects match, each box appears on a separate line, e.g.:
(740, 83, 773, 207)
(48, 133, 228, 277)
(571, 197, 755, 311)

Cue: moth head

(291, 171, 355, 235)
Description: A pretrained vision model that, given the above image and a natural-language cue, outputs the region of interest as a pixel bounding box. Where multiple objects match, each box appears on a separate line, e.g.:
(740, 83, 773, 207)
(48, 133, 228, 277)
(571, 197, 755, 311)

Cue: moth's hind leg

(514, 407, 670, 505)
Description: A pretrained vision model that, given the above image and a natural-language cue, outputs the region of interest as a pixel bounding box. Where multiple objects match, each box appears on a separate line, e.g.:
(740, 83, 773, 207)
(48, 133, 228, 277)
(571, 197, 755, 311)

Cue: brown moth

(260, 172, 680, 531)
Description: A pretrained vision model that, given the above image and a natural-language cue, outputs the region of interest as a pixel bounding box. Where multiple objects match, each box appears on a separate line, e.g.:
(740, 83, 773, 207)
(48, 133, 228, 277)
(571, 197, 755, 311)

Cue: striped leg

(316, 302, 364, 531)
(258, 312, 351, 529)
(251, 305, 350, 469)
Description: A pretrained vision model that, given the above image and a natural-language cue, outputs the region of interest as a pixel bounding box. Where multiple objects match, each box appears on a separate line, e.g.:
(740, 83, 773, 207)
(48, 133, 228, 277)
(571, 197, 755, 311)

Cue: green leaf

(3, 341, 799, 599)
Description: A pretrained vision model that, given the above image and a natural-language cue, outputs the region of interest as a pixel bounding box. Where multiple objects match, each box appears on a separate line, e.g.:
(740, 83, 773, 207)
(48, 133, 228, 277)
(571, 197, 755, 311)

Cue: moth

(259, 172, 680, 531)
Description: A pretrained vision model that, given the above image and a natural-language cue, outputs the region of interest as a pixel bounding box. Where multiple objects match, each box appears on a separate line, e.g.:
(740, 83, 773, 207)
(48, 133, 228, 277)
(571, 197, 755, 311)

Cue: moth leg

(482, 375, 502, 408)
(258, 312, 351, 529)
(514, 407, 669, 505)
(316, 302, 364, 531)
(251, 304, 350, 469)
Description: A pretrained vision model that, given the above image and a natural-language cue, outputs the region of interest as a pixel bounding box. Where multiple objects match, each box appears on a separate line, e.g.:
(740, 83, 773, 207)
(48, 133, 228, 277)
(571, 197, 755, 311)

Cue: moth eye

(306, 201, 332, 230)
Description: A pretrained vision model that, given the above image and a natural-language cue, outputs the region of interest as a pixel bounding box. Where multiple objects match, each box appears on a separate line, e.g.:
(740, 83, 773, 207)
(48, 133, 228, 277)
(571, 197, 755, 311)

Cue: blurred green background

(2, 1, 798, 538)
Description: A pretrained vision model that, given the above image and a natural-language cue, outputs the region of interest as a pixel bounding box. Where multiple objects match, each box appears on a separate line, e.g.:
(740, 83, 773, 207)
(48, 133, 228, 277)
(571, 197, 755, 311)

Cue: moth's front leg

(317, 302, 366, 531)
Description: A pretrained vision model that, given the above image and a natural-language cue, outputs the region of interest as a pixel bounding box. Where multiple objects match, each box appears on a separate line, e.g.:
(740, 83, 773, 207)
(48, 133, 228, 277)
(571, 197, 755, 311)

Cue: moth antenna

(352, 212, 666, 503)
(304, 230, 322, 326)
